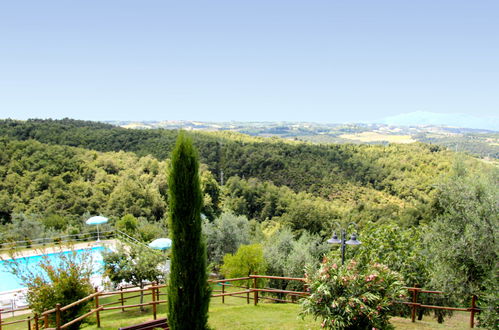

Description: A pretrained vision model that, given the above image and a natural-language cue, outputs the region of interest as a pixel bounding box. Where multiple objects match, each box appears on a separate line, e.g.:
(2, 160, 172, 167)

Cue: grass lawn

(2, 287, 478, 329)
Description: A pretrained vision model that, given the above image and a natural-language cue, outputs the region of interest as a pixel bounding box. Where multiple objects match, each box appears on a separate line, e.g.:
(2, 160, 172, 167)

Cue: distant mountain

(379, 111, 499, 131)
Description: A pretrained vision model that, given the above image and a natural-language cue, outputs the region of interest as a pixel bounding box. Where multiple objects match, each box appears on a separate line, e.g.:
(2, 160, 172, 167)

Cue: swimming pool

(0, 246, 106, 292)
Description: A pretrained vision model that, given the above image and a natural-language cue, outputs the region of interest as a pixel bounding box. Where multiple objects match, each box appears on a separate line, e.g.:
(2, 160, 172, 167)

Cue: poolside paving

(0, 240, 116, 259)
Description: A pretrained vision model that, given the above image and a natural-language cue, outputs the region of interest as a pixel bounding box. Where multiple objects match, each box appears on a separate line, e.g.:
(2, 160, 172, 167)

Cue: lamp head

(327, 233, 342, 244)
(345, 234, 361, 245)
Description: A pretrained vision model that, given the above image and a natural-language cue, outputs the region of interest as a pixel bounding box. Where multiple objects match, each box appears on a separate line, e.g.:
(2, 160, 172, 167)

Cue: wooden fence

(0, 283, 165, 330)
(0, 278, 482, 329)
(402, 287, 480, 328)
(211, 275, 308, 305)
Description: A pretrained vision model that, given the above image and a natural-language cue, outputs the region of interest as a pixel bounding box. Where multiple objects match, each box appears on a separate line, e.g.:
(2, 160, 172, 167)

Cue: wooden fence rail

(402, 287, 480, 328)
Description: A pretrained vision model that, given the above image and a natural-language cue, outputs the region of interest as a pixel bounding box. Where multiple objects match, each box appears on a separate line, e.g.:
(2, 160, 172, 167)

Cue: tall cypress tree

(167, 132, 211, 329)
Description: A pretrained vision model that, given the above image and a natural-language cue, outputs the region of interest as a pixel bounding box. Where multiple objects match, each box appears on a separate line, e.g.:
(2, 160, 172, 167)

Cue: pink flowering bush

(301, 258, 405, 330)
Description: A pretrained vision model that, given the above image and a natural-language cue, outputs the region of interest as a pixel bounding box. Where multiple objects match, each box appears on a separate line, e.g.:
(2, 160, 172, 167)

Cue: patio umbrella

(149, 238, 172, 251)
(86, 216, 108, 241)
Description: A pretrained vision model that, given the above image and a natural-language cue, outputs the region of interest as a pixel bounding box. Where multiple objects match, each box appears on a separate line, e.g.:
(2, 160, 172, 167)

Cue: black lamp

(327, 223, 361, 265)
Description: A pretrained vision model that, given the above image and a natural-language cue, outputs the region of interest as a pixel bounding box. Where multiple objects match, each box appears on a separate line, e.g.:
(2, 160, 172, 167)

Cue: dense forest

(0, 119, 495, 233)
(0, 119, 497, 326)
(0, 119, 464, 232)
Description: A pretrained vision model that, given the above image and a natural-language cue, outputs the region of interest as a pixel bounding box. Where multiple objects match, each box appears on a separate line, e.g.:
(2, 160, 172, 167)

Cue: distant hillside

(107, 119, 499, 159)
(379, 111, 499, 131)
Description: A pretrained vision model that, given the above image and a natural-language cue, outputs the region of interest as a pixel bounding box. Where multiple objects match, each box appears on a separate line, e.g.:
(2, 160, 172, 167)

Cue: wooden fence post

(55, 303, 61, 330)
(246, 281, 250, 304)
(95, 288, 101, 328)
(151, 282, 157, 320)
(34, 313, 39, 330)
(470, 295, 477, 328)
(27, 316, 31, 330)
(120, 287, 125, 312)
(411, 289, 418, 322)
(43, 314, 49, 328)
(253, 277, 258, 306)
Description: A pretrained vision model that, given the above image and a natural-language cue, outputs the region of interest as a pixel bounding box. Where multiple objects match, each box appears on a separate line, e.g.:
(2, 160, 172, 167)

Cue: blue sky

(0, 1, 497, 123)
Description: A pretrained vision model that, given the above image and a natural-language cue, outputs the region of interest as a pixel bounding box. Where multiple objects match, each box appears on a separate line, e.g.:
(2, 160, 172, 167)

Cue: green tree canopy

(220, 244, 267, 279)
(424, 163, 498, 327)
(103, 243, 166, 310)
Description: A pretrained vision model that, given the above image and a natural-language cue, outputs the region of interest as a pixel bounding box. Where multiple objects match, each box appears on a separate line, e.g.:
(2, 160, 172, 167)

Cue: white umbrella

(149, 238, 172, 250)
(86, 216, 109, 241)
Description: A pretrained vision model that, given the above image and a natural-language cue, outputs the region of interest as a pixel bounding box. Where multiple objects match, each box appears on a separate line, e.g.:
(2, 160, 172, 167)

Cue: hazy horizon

(3, 110, 498, 130)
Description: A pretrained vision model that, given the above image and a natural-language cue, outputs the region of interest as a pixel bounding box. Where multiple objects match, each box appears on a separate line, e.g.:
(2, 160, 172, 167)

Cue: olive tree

(424, 165, 498, 328)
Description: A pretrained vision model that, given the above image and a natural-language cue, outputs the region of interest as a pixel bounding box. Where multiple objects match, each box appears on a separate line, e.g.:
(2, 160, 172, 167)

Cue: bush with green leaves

(115, 214, 139, 235)
(1, 213, 45, 243)
(203, 212, 251, 267)
(221, 243, 267, 280)
(116, 213, 168, 243)
(3, 248, 94, 330)
(263, 228, 328, 295)
(103, 243, 166, 310)
(301, 258, 404, 330)
(350, 221, 453, 322)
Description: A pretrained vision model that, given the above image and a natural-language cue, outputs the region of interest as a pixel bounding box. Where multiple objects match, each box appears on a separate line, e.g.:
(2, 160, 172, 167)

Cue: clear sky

(0, 1, 497, 123)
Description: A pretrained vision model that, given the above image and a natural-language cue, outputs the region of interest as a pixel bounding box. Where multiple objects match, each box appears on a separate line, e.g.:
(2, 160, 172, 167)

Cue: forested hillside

(0, 119, 455, 197)
(0, 118, 488, 237)
(0, 138, 221, 239)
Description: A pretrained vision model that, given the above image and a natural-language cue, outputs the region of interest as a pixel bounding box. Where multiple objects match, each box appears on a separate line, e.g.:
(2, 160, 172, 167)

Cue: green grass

(2, 287, 479, 329)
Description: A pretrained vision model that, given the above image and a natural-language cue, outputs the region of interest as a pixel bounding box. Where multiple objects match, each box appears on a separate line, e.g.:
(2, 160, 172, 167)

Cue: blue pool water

(0, 246, 106, 292)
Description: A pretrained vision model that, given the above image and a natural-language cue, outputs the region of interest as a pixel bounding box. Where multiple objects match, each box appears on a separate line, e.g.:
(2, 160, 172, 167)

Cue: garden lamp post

(327, 222, 361, 265)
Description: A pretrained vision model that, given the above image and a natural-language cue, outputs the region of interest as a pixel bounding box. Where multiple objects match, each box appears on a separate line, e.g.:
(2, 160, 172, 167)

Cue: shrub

(203, 212, 251, 268)
(103, 243, 166, 310)
(42, 214, 68, 232)
(301, 258, 404, 330)
(115, 214, 139, 235)
(264, 228, 328, 295)
(220, 243, 266, 287)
